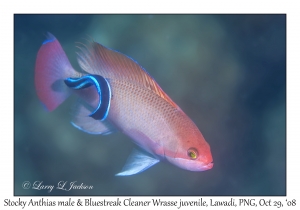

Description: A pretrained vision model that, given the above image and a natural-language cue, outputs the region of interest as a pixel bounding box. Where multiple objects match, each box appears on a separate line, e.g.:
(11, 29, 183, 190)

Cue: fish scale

(108, 79, 200, 158)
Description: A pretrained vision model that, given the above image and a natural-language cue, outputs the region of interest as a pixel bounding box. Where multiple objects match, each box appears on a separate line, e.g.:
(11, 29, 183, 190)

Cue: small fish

(35, 33, 213, 176)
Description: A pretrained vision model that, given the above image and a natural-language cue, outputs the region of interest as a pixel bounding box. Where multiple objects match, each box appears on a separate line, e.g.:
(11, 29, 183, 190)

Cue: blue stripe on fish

(64, 77, 94, 89)
(42, 32, 56, 45)
(64, 75, 111, 121)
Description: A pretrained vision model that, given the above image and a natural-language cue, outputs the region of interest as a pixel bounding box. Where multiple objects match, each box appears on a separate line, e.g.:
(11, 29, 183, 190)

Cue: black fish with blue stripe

(64, 75, 111, 121)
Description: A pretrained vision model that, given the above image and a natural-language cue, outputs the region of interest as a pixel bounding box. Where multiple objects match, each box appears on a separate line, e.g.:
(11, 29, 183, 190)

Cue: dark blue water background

(14, 14, 286, 195)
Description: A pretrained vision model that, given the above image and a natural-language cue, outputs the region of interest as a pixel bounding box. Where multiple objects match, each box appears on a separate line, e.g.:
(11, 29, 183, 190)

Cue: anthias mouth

(202, 162, 213, 170)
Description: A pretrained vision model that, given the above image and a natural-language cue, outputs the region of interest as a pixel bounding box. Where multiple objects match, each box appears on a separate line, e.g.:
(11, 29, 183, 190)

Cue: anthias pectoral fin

(64, 74, 111, 121)
(71, 99, 115, 135)
(115, 149, 160, 176)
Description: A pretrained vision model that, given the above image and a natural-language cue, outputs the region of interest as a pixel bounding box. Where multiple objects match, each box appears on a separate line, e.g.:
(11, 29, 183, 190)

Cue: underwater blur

(14, 14, 286, 195)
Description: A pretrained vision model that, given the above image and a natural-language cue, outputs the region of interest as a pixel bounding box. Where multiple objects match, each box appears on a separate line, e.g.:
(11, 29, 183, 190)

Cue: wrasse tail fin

(115, 149, 159, 176)
(35, 32, 77, 111)
(71, 99, 115, 135)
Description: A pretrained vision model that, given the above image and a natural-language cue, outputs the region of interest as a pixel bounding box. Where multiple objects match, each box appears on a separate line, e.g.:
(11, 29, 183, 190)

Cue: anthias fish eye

(187, 148, 198, 159)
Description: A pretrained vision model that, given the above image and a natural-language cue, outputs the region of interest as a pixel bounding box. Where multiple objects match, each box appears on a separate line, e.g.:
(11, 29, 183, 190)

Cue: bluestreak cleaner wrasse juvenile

(35, 33, 213, 176)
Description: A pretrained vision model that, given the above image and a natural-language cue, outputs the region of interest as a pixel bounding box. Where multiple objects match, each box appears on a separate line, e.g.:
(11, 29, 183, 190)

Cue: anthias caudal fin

(35, 32, 76, 111)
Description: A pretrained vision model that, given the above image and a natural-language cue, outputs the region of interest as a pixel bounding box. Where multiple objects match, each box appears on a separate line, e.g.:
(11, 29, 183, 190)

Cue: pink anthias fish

(35, 33, 213, 176)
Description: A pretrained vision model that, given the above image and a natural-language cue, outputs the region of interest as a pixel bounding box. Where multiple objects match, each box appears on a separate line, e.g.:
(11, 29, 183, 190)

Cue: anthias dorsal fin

(76, 40, 179, 109)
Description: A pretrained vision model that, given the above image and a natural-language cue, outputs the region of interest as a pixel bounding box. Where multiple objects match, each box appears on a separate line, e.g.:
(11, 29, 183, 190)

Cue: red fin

(76, 41, 179, 109)
(35, 33, 76, 111)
